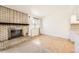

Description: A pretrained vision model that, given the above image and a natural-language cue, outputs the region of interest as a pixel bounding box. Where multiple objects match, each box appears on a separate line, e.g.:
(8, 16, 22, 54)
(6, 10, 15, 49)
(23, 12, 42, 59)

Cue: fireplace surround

(0, 25, 29, 50)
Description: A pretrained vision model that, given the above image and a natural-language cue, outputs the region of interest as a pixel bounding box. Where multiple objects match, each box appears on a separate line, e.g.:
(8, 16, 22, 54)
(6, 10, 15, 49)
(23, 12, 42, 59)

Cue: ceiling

(3, 5, 30, 14)
(3, 5, 74, 17)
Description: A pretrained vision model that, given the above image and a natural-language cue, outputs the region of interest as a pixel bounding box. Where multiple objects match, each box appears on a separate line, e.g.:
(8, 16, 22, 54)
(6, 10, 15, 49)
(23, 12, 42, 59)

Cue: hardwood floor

(0, 35, 74, 53)
(34, 35, 74, 53)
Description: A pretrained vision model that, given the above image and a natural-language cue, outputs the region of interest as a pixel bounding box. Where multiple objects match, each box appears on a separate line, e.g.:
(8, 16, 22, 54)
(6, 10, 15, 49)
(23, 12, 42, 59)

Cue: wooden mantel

(0, 22, 29, 26)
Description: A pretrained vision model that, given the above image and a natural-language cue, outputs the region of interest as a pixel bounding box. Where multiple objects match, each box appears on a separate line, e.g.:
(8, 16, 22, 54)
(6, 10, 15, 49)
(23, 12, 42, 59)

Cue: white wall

(41, 6, 74, 39)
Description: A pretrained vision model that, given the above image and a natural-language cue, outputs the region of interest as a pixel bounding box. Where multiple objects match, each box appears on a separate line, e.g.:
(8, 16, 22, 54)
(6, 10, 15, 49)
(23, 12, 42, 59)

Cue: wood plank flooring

(0, 35, 74, 53)
(34, 35, 74, 53)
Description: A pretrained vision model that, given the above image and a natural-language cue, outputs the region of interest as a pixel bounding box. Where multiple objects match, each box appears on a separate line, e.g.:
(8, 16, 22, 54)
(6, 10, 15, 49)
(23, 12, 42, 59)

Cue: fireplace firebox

(8, 29, 23, 40)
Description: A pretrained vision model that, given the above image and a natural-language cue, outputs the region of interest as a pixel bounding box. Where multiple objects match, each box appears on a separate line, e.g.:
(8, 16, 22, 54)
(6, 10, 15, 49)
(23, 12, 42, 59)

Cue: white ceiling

(3, 5, 30, 14)
(3, 5, 74, 17)
(30, 5, 74, 16)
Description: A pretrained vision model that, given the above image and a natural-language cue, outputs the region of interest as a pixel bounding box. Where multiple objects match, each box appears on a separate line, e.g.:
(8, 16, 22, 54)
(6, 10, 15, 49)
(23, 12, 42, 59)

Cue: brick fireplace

(0, 6, 29, 50)
(0, 25, 29, 50)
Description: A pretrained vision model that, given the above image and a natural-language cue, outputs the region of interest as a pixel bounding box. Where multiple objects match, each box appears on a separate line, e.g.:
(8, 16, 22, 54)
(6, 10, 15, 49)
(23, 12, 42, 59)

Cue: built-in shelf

(0, 22, 29, 26)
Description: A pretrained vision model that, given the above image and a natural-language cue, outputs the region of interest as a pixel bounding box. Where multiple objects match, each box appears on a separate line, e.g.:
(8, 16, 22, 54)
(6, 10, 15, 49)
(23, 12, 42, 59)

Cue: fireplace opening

(8, 29, 23, 40)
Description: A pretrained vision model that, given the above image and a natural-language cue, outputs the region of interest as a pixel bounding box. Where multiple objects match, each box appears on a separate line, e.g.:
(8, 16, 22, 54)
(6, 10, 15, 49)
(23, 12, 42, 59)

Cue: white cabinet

(70, 14, 79, 24)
